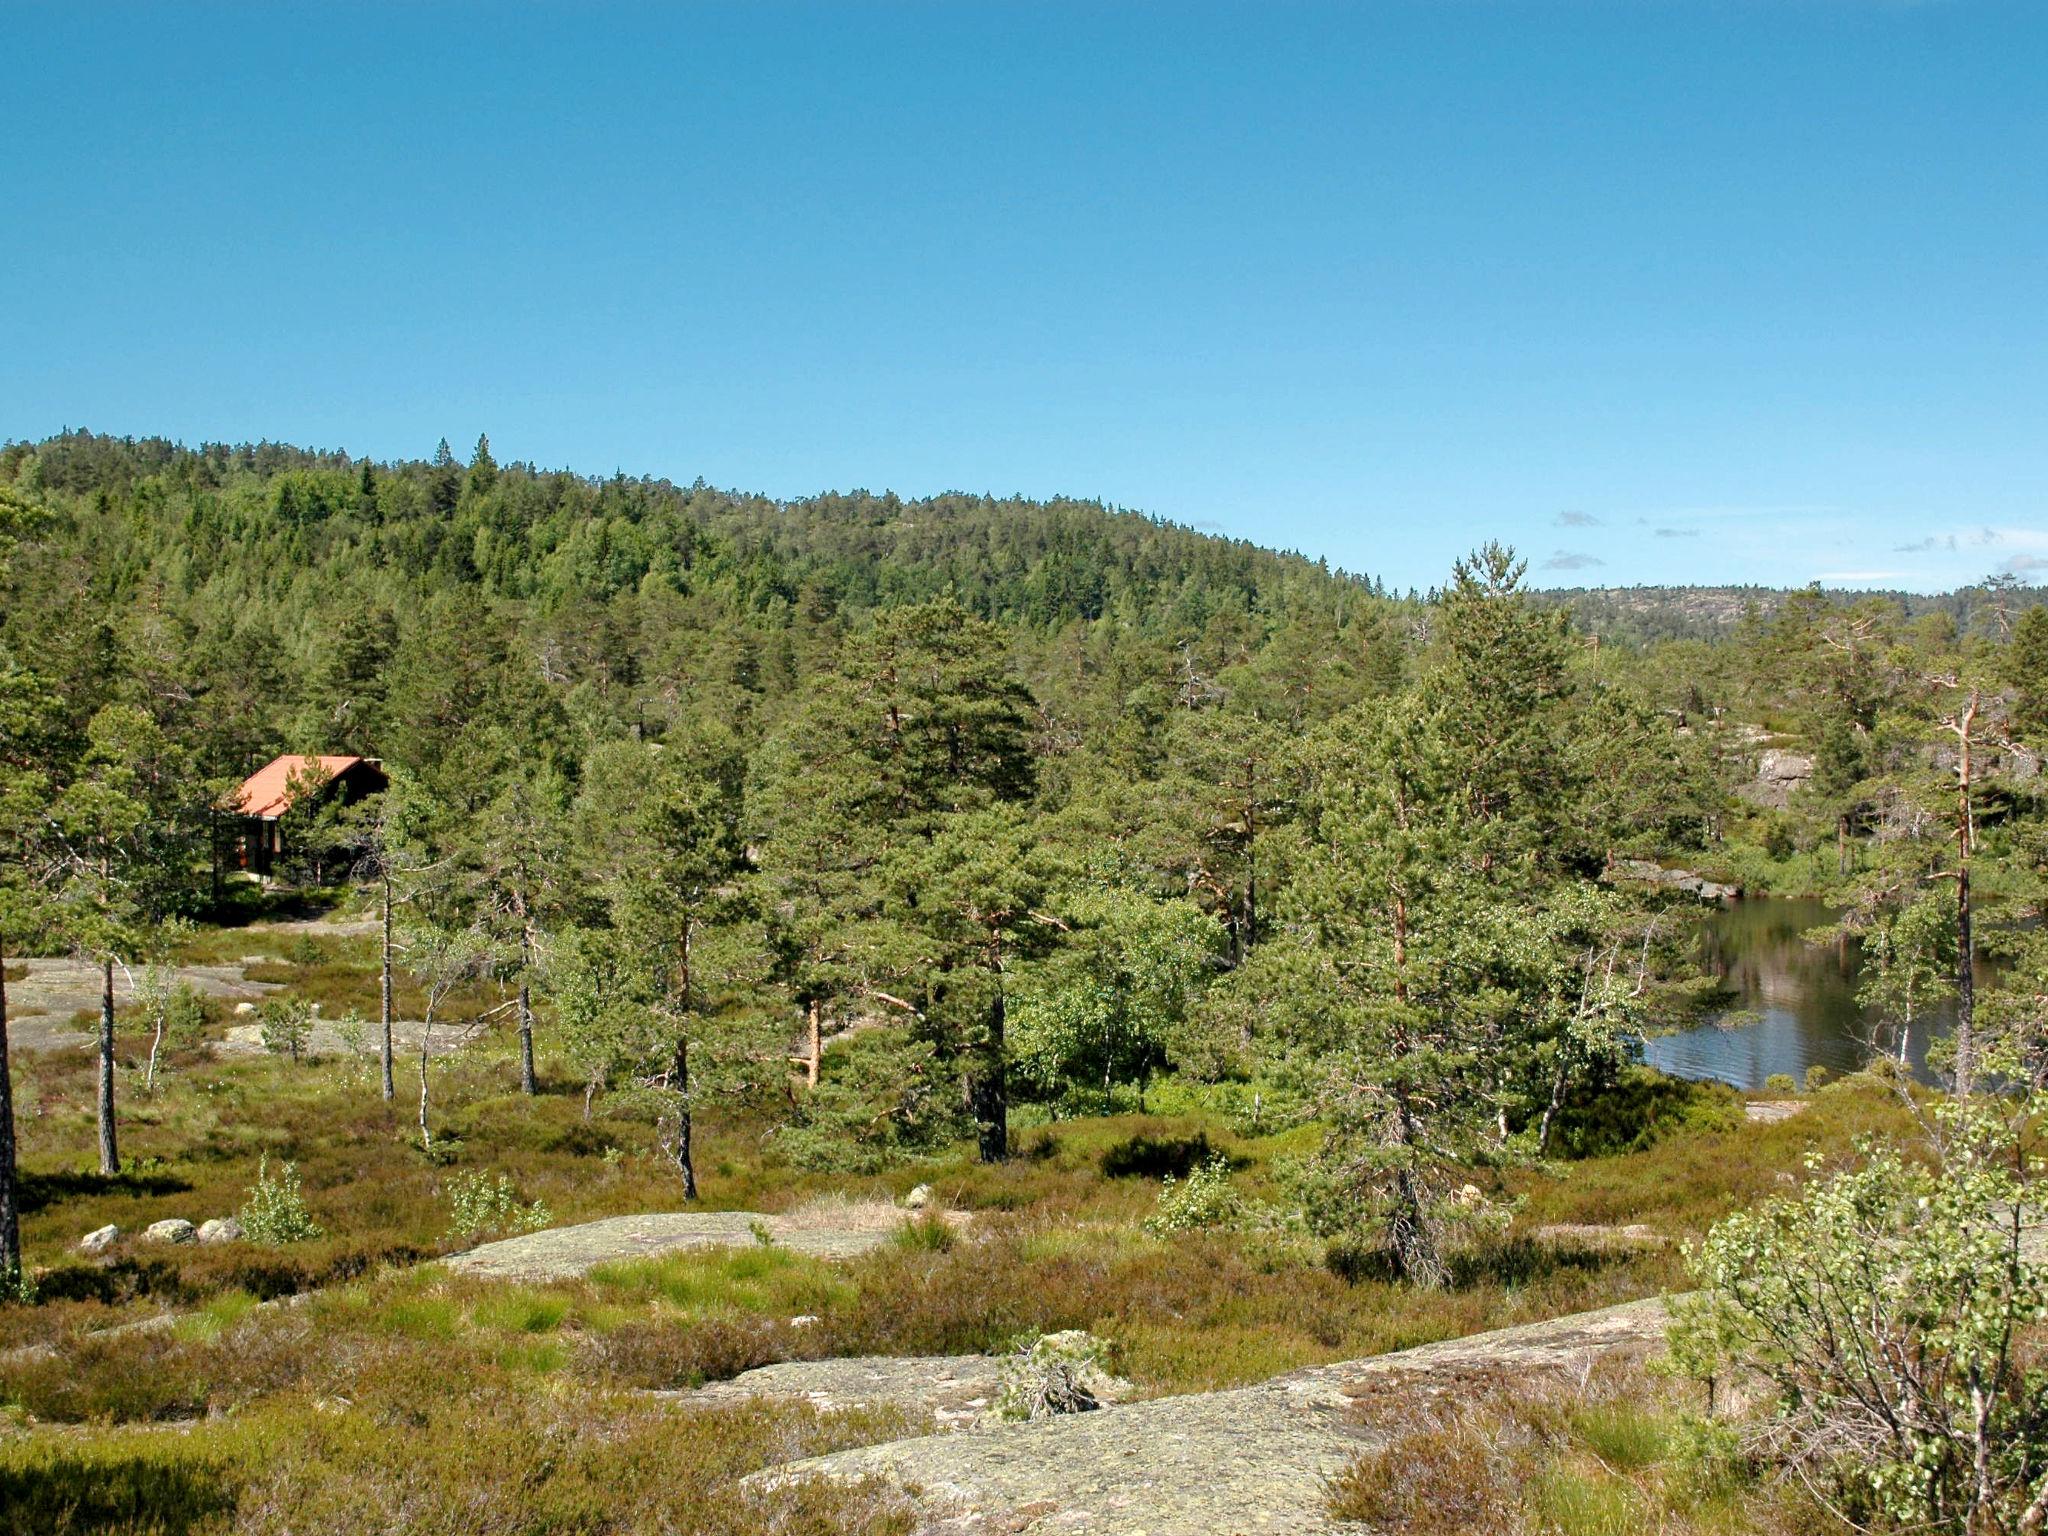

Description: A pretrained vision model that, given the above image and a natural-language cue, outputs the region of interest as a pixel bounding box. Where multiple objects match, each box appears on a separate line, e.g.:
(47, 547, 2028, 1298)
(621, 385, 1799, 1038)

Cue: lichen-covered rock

(1602, 858, 1738, 902)
(78, 1223, 120, 1255)
(1739, 747, 1816, 808)
(755, 1299, 1672, 1535)
(445, 1210, 903, 1281)
(903, 1184, 933, 1210)
(197, 1217, 244, 1245)
(143, 1218, 197, 1244)
(681, 1355, 1009, 1430)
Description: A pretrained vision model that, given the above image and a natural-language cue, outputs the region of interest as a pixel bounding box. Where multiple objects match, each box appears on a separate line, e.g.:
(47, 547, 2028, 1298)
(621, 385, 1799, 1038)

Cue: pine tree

(50, 705, 204, 1174)
(470, 766, 575, 1095)
(576, 731, 748, 1197)
(467, 434, 499, 499)
(885, 807, 1061, 1162)
(1289, 695, 1505, 1284)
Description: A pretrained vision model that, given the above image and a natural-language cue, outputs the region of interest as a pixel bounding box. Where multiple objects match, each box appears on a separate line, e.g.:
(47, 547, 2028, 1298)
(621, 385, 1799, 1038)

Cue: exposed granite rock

(754, 1299, 1671, 1535)
(197, 1217, 244, 1245)
(78, 1223, 120, 1255)
(143, 1218, 196, 1245)
(1743, 1099, 1809, 1124)
(1602, 858, 1738, 902)
(1739, 748, 1815, 809)
(678, 1355, 1010, 1430)
(443, 1204, 969, 1282)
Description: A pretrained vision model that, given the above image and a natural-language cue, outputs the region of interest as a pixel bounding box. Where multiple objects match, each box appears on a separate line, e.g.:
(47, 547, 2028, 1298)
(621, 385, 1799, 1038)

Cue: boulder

(143, 1218, 197, 1245)
(1758, 748, 1814, 785)
(903, 1184, 933, 1211)
(78, 1223, 120, 1255)
(234, 1001, 258, 1016)
(197, 1217, 244, 1245)
(1741, 748, 1815, 808)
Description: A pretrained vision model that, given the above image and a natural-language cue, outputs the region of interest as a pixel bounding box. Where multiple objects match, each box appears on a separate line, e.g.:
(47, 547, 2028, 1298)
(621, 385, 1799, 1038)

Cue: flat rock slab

(442, 1210, 935, 1281)
(215, 1014, 470, 1061)
(677, 1356, 1008, 1430)
(4, 959, 274, 1052)
(758, 1299, 1670, 1535)
(1744, 1099, 1809, 1124)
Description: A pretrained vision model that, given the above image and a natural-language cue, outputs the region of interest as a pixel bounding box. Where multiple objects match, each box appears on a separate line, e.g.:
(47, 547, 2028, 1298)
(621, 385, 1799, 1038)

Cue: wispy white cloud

(1542, 549, 1605, 571)
(1555, 510, 1601, 527)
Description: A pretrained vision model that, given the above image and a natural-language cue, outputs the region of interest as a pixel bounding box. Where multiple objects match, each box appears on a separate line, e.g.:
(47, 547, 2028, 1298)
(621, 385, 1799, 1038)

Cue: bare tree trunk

(97, 958, 118, 1176)
(672, 1034, 697, 1200)
(805, 998, 822, 1088)
(1388, 892, 1442, 1286)
(1955, 694, 1978, 1097)
(380, 870, 395, 1102)
(0, 932, 23, 1287)
(517, 919, 537, 1096)
(970, 987, 1008, 1164)
(1536, 1055, 1570, 1157)
(417, 1008, 434, 1150)
(145, 1003, 164, 1093)
(673, 920, 698, 1198)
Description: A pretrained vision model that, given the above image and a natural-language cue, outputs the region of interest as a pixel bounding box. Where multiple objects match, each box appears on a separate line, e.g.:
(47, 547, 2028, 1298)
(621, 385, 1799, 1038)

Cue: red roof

(234, 755, 367, 819)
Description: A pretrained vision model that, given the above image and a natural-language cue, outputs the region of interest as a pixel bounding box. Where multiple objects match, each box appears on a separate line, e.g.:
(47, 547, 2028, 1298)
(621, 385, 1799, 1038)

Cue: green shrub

(769, 1028, 964, 1173)
(990, 1330, 1122, 1422)
(892, 1216, 956, 1253)
(1536, 1068, 1740, 1160)
(445, 1172, 552, 1243)
(239, 1158, 324, 1245)
(1762, 1073, 1797, 1095)
(257, 999, 313, 1064)
(1144, 1155, 1248, 1235)
(1803, 1064, 1832, 1092)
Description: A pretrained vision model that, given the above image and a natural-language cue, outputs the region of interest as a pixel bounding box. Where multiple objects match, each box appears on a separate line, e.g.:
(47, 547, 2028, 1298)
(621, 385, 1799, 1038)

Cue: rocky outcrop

(443, 1204, 971, 1282)
(1602, 858, 1738, 902)
(1740, 748, 1815, 809)
(1743, 1099, 1808, 1124)
(679, 1356, 1011, 1431)
(751, 1299, 1670, 1535)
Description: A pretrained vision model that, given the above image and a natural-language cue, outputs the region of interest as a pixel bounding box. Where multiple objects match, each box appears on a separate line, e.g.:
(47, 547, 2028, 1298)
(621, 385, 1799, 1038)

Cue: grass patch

(1324, 1359, 1803, 1536)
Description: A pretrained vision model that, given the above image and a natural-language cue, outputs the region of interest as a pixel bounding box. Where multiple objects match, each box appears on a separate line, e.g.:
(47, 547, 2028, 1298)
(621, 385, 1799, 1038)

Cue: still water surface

(1639, 897, 1961, 1091)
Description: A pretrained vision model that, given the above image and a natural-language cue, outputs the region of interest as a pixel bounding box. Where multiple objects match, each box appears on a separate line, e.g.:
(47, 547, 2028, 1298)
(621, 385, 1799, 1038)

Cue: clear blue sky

(5, 2, 2044, 593)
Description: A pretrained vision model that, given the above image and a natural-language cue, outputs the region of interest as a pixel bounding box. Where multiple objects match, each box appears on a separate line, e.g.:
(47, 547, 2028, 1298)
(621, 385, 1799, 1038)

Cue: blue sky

(4, 2, 2044, 593)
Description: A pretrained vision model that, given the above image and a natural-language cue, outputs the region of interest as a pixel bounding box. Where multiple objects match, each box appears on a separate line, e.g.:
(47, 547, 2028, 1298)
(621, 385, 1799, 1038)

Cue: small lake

(1639, 896, 1968, 1091)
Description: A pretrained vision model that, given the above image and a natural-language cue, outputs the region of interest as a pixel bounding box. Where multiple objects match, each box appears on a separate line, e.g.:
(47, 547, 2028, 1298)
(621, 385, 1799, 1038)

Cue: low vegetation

(2, 433, 2046, 1531)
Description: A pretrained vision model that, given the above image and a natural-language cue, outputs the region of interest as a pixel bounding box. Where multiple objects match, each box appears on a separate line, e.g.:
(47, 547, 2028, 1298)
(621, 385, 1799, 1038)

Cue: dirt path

(751, 1299, 1671, 1535)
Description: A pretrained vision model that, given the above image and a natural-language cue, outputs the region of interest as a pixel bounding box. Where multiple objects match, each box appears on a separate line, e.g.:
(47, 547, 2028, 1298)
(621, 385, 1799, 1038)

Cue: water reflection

(1640, 897, 1963, 1091)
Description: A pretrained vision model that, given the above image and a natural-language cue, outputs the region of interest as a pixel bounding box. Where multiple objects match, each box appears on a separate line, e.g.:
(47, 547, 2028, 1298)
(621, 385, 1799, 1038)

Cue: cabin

(232, 754, 388, 877)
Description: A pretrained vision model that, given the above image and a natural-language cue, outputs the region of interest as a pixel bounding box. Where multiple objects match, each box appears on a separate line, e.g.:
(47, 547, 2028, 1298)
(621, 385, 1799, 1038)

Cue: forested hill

(1535, 582, 2047, 644)
(0, 428, 1404, 784)
(6, 428, 1375, 626)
